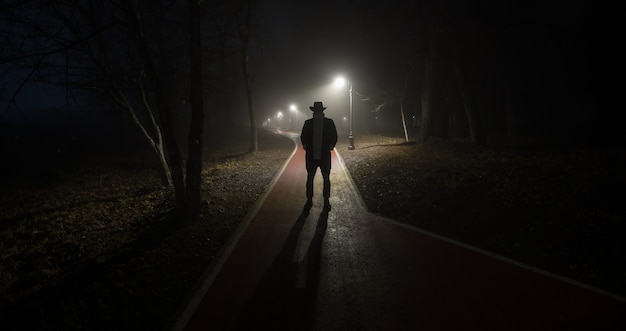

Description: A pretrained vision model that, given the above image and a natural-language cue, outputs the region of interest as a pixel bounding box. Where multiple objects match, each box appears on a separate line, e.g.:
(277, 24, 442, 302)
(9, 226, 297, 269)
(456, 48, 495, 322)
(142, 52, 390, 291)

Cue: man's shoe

(303, 198, 313, 212)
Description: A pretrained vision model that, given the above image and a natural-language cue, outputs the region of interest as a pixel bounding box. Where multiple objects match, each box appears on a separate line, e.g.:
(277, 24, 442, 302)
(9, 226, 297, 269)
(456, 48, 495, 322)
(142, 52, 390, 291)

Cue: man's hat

(309, 101, 327, 112)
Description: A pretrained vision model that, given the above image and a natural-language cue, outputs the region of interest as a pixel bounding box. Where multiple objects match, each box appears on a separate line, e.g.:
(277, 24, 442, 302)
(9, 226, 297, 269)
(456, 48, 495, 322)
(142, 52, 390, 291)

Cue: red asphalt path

(173, 130, 626, 331)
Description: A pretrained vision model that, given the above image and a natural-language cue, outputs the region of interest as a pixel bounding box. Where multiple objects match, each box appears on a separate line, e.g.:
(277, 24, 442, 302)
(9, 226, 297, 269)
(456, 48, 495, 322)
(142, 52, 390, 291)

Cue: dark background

(1, 0, 617, 152)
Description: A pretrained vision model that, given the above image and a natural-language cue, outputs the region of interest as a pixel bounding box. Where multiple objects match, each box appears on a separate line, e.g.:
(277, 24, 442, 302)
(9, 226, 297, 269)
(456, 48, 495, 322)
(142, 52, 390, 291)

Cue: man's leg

(304, 164, 316, 211)
(306, 167, 316, 198)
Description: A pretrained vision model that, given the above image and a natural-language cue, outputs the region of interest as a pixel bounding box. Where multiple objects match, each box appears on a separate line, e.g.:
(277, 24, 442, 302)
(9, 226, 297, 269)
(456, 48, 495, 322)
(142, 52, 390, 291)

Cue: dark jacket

(300, 116, 338, 168)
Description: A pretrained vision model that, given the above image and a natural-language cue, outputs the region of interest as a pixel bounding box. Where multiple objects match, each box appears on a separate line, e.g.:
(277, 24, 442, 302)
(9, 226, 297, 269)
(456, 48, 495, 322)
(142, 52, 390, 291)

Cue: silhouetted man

(301, 101, 338, 212)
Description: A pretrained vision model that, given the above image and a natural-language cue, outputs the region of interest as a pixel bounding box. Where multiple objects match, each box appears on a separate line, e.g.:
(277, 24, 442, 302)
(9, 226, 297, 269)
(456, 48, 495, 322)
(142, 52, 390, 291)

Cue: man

(300, 101, 338, 212)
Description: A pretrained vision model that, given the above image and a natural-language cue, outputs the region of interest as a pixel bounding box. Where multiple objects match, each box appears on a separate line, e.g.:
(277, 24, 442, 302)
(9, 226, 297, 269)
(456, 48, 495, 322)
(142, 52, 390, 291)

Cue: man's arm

(329, 119, 338, 149)
(301, 120, 311, 150)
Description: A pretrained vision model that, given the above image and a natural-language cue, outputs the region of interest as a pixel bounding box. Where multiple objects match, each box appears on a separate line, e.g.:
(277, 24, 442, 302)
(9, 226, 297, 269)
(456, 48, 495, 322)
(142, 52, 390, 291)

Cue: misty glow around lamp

(334, 76, 354, 150)
(290, 104, 298, 130)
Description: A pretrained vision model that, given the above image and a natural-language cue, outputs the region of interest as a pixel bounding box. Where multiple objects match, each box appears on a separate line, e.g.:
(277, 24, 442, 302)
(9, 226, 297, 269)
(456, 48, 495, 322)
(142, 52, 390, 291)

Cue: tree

(415, 1, 437, 144)
(236, 0, 258, 153)
(416, 0, 486, 144)
(369, 69, 411, 143)
(124, 0, 187, 206)
(0, 1, 180, 187)
(443, 6, 487, 145)
(451, 53, 485, 145)
(0, 0, 208, 212)
(185, 0, 205, 212)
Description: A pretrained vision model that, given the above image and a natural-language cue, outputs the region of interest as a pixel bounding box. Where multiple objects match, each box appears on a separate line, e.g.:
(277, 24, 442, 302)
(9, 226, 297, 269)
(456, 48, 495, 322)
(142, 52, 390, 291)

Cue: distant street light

(290, 104, 298, 130)
(334, 76, 354, 150)
(277, 111, 283, 128)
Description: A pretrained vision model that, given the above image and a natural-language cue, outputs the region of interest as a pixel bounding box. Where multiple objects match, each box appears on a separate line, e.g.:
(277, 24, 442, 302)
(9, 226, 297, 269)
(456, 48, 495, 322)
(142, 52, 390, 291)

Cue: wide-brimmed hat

(309, 101, 327, 112)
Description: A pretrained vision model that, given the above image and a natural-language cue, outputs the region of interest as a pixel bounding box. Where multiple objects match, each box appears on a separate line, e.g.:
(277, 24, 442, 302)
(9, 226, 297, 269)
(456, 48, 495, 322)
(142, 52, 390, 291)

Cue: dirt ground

(0, 128, 294, 330)
(1, 129, 625, 330)
(337, 135, 626, 300)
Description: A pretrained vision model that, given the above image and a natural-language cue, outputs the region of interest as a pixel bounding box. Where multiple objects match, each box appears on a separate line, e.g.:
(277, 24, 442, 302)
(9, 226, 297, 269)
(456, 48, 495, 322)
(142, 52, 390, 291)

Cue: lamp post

(334, 77, 354, 150)
(348, 81, 354, 150)
(277, 111, 283, 128)
(290, 104, 298, 130)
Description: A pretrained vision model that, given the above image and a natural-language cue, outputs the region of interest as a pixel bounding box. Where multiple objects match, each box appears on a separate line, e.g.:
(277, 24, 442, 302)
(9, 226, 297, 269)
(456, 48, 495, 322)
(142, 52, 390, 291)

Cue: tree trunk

(400, 103, 409, 142)
(127, 0, 186, 207)
(244, 60, 258, 153)
(418, 48, 434, 144)
(110, 88, 172, 186)
(137, 72, 173, 186)
(237, 0, 258, 153)
(400, 69, 410, 142)
(417, 1, 436, 144)
(451, 38, 485, 145)
(453, 60, 484, 145)
(185, 0, 205, 213)
(418, 86, 432, 143)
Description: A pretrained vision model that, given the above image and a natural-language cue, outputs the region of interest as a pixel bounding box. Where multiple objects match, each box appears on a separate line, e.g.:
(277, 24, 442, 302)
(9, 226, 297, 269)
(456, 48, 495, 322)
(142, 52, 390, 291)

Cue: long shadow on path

(238, 210, 328, 330)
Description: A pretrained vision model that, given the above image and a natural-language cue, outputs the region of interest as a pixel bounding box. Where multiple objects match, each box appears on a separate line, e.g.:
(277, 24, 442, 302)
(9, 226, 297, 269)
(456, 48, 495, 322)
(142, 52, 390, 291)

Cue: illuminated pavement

(173, 130, 626, 331)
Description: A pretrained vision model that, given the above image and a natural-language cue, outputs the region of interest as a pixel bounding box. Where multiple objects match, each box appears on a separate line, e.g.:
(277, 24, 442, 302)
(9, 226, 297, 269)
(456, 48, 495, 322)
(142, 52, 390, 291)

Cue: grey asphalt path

(172, 130, 626, 331)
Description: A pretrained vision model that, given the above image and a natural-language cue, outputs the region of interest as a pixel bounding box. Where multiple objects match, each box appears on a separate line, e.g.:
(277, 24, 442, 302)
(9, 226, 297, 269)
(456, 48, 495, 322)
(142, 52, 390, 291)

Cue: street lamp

(334, 76, 354, 150)
(277, 111, 283, 128)
(290, 104, 298, 130)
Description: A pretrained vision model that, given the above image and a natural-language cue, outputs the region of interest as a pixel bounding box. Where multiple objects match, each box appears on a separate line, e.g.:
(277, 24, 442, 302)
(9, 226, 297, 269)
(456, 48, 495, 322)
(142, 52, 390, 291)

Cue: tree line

(336, 1, 600, 146)
(0, 0, 608, 215)
(1, 0, 259, 214)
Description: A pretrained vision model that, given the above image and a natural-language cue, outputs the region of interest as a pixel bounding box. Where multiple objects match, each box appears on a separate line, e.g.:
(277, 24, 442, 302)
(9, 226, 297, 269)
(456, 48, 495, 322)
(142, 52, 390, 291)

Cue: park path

(172, 130, 626, 331)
